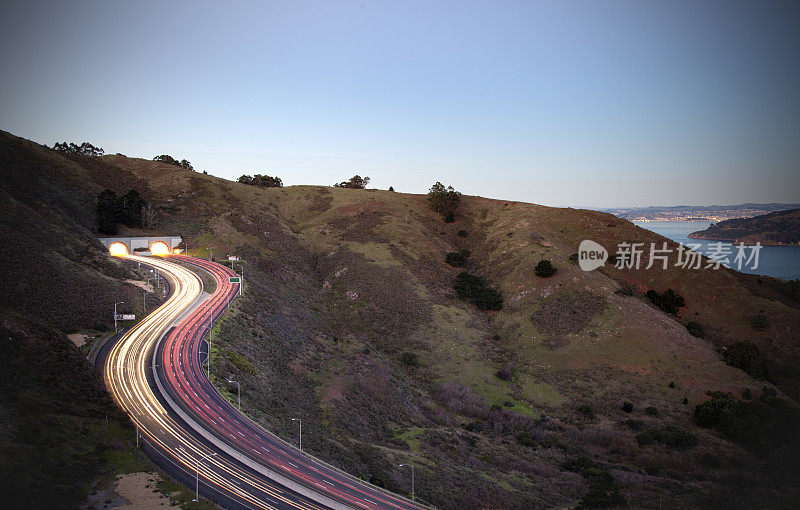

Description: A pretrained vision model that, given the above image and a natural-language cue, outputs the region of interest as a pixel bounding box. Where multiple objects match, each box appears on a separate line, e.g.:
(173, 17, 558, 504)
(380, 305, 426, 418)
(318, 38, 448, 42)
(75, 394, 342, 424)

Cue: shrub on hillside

(445, 251, 467, 267)
(400, 352, 418, 367)
(495, 363, 514, 381)
(622, 402, 633, 413)
(334, 175, 370, 189)
(636, 426, 697, 450)
(577, 469, 626, 509)
(723, 341, 768, 379)
(694, 390, 800, 451)
(427, 182, 461, 221)
(534, 259, 557, 277)
(685, 321, 705, 338)
(238, 174, 283, 187)
(453, 272, 503, 311)
(750, 313, 770, 331)
(577, 404, 595, 419)
(457, 229, 468, 237)
(646, 288, 685, 315)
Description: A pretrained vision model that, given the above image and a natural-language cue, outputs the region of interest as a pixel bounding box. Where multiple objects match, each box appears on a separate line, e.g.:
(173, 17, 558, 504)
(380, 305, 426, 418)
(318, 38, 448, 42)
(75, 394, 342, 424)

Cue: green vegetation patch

(646, 288, 685, 315)
(695, 390, 800, 452)
(454, 272, 503, 311)
(723, 341, 768, 379)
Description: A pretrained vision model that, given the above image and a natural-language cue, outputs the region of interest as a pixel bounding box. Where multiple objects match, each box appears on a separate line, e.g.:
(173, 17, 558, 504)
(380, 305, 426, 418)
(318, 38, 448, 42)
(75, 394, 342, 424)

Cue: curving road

(104, 254, 426, 510)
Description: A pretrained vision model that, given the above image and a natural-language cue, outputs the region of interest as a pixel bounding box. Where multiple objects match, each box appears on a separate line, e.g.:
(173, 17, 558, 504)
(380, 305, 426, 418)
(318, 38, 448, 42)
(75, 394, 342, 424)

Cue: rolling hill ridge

(1, 129, 799, 508)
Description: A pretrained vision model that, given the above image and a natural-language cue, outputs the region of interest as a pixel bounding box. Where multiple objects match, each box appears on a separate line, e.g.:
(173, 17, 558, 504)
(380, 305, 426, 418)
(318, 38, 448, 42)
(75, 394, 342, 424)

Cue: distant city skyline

(1, 0, 799, 208)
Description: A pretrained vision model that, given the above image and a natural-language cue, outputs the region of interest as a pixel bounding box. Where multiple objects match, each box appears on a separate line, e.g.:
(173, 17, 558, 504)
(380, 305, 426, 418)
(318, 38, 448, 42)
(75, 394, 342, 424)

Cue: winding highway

(103, 254, 426, 510)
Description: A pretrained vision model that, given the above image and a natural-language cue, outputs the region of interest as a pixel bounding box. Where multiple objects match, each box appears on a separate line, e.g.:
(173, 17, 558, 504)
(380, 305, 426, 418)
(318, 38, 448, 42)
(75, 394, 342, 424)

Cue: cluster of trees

(724, 340, 768, 379)
(237, 174, 283, 187)
(334, 175, 370, 189)
(53, 142, 104, 157)
(694, 389, 800, 452)
(153, 154, 194, 171)
(427, 182, 461, 222)
(96, 189, 151, 234)
(645, 288, 685, 315)
(454, 271, 503, 310)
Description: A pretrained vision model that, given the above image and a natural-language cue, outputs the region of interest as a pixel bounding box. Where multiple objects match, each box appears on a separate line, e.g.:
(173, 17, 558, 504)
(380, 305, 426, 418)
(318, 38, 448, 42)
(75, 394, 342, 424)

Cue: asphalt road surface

(103, 254, 425, 510)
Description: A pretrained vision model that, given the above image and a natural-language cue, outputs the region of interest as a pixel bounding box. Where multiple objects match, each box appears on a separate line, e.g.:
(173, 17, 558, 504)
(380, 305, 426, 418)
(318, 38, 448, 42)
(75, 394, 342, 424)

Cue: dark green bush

(686, 321, 705, 338)
(457, 229, 468, 237)
(400, 352, 418, 367)
(646, 288, 685, 315)
(465, 421, 485, 433)
(750, 314, 770, 331)
(534, 259, 557, 277)
(577, 404, 595, 419)
(624, 419, 643, 431)
(694, 391, 800, 452)
(724, 341, 767, 379)
(516, 430, 538, 447)
(636, 426, 696, 450)
(577, 470, 626, 508)
(445, 252, 466, 267)
(454, 272, 503, 311)
(645, 406, 659, 416)
(669, 381, 676, 388)
(622, 402, 633, 413)
(495, 364, 514, 381)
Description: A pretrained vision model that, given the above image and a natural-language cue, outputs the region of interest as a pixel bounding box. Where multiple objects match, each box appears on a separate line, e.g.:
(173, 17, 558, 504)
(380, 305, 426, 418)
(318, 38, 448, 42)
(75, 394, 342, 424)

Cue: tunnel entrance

(150, 241, 170, 256)
(108, 242, 129, 256)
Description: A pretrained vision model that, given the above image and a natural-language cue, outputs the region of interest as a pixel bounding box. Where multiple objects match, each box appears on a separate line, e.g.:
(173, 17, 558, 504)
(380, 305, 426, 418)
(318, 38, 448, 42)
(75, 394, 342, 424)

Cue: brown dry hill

(688, 207, 800, 245)
(1, 129, 799, 508)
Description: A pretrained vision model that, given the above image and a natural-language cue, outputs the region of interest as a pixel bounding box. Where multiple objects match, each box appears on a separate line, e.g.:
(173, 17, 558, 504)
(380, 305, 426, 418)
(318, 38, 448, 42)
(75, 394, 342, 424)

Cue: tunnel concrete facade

(98, 235, 183, 254)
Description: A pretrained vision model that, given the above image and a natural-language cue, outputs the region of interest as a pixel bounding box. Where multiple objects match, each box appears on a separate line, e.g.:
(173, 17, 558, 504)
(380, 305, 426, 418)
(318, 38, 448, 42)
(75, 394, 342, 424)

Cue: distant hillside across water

(601, 203, 800, 222)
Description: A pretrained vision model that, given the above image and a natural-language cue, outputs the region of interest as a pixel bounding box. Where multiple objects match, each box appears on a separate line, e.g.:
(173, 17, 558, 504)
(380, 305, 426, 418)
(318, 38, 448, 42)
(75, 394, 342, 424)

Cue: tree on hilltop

(53, 141, 104, 157)
(427, 182, 461, 222)
(154, 154, 194, 171)
(238, 174, 283, 187)
(334, 175, 370, 189)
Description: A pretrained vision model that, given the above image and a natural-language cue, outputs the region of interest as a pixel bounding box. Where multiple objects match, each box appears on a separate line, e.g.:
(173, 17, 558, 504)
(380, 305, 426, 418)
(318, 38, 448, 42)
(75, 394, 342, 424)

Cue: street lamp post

(227, 378, 240, 409)
(399, 464, 415, 502)
(114, 301, 124, 331)
(291, 418, 302, 451)
(193, 452, 218, 502)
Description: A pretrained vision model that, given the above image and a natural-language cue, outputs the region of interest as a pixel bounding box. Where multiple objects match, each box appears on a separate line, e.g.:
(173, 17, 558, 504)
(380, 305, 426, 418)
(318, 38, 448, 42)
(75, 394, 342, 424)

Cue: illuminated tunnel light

(150, 241, 170, 256)
(108, 242, 129, 256)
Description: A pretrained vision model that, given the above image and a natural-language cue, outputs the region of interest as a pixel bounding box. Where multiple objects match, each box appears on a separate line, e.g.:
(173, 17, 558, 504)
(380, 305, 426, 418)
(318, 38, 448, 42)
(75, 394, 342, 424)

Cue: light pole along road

(104, 254, 428, 510)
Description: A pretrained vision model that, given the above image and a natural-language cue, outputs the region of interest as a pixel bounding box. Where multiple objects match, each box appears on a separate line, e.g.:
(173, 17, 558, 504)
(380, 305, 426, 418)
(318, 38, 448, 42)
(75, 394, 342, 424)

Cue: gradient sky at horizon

(1, 0, 798, 207)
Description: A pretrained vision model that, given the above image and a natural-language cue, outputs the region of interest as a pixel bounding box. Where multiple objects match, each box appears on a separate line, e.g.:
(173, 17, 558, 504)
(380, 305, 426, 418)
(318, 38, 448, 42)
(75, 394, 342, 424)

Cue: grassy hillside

(2, 128, 799, 508)
(105, 152, 800, 508)
(0, 131, 168, 508)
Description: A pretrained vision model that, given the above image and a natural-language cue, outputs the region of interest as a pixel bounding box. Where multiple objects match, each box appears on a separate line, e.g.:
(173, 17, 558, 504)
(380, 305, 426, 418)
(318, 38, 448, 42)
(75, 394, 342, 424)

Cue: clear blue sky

(1, 1, 798, 207)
